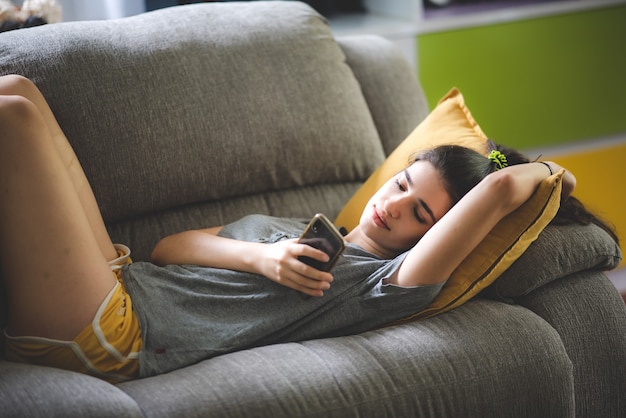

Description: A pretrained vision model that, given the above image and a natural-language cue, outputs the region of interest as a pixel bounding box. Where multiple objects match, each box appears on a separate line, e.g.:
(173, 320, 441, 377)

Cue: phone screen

(298, 214, 345, 272)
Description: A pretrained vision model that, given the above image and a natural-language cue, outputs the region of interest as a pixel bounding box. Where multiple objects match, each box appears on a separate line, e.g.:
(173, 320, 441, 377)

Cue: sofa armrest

(0, 361, 144, 417)
(485, 222, 622, 301)
(516, 271, 626, 417)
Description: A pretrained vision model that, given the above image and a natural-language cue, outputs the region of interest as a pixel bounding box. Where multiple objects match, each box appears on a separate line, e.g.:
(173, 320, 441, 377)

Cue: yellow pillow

(335, 87, 490, 231)
(335, 87, 563, 321)
(400, 170, 563, 321)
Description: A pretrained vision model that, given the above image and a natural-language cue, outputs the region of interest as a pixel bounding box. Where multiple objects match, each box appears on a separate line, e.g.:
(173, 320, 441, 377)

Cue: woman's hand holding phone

(297, 214, 345, 272)
(259, 214, 345, 297)
(259, 238, 334, 297)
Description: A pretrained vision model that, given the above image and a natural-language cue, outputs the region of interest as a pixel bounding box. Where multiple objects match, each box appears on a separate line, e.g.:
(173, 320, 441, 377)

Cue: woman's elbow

(484, 171, 520, 212)
(150, 236, 172, 266)
(562, 169, 577, 200)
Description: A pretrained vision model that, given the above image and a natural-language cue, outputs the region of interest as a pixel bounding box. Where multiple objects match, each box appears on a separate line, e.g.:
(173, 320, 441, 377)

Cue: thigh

(0, 95, 116, 341)
(0, 75, 117, 261)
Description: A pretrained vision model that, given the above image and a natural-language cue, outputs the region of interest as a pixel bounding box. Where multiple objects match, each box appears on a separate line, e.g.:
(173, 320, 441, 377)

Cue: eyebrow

(404, 169, 437, 223)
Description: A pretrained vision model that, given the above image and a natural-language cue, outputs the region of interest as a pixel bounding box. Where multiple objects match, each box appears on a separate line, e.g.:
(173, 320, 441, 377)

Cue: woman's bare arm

(151, 227, 334, 297)
(388, 161, 574, 287)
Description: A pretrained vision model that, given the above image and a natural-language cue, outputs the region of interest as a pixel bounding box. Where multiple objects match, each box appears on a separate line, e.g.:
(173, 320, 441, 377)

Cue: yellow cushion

(401, 170, 563, 321)
(334, 87, 563, 320)
(334, 87, 490, 231)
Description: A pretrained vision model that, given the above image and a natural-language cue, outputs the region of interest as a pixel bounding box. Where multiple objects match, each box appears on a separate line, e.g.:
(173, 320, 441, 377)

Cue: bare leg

(0, 75, 117, 262)
(0, 90, 116, 341)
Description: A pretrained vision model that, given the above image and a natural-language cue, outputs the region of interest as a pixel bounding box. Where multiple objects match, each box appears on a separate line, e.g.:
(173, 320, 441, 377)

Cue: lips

(372, 206, 390, 230)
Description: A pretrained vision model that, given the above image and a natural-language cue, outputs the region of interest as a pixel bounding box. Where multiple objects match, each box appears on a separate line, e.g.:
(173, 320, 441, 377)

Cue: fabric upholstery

(516, 272, 626, 417)
(106, 183, 360, 262)
(0, 361, 143, 417)
(119, 299, 574, 418)
(336, 35, 430, 156)
(0, 1, 384, 223)
(488, 222, 623, 300)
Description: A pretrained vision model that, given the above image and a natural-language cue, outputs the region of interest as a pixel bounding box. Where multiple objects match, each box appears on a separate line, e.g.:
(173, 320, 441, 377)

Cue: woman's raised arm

(388, 161, 574, 288)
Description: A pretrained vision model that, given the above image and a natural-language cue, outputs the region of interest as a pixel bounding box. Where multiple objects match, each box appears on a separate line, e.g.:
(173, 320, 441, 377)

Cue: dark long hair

(412, 144, 619, 245)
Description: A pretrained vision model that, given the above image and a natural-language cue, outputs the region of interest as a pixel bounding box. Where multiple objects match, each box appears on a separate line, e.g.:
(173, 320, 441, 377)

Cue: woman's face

(357, 160, 453, 257)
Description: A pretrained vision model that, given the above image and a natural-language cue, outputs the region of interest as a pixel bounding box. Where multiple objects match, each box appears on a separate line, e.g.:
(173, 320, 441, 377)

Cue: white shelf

(418, 0, 626, 33)
(329, 13, 417, 39)
(329, 0, 626, 36)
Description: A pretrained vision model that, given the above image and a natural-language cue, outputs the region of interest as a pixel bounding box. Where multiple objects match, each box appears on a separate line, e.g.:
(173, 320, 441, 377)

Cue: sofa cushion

(514, 270, 626, 417)
(117, 299, 574, 418)
(486, 222, 623, 300)
(0, 361, 144, 417)
(0, 2, 384, 224)
(336, 35, 430, 156)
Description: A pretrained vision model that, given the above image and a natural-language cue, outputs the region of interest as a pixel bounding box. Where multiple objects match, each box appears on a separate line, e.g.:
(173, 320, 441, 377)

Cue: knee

(0, 74, 39, 97)
(0, 96, 46, 162)
(0, 94, 41, 131)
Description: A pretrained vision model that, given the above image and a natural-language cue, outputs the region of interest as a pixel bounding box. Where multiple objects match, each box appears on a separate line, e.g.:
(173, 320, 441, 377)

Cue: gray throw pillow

(485, 222, 622, 300)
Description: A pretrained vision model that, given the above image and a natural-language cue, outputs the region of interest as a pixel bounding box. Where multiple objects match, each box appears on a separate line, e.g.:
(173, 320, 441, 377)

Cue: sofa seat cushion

(117, 299, 574, 418)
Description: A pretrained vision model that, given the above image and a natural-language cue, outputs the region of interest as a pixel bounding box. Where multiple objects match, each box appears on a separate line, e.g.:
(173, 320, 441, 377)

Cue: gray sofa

(0, 2, 624, 417)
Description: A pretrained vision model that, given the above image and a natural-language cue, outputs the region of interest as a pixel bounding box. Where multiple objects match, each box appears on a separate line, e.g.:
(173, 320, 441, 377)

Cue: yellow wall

(549, 142, 626, 266)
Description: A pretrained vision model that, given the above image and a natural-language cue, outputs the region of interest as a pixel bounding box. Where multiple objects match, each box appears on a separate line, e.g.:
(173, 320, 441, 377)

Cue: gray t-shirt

(122, 215, 444, 377)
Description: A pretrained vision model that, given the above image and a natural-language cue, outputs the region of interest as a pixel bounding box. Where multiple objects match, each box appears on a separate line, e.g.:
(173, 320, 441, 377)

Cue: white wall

(56, 0, 145, 21)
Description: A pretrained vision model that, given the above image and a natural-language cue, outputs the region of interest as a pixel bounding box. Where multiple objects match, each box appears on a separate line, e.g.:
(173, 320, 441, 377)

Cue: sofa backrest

(0, 1, 427, 261)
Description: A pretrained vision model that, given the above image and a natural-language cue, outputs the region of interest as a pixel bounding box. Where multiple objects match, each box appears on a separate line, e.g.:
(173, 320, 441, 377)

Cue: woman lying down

(1, 74, 614, 382)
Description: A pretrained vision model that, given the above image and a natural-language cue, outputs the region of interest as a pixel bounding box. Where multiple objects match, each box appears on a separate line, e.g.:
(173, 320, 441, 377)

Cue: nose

(383, 194, 410, 219)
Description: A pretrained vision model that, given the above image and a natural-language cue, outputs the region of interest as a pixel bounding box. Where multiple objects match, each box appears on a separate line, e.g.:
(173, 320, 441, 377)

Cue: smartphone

(298, 213, 346, 272)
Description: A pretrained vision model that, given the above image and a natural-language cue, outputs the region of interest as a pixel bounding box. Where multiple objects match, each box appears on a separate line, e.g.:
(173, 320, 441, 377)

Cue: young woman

(0, 74, 605, 382)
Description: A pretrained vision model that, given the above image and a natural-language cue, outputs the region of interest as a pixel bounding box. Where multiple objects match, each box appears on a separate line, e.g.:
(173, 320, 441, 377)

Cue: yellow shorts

(3, 244, 142, 384)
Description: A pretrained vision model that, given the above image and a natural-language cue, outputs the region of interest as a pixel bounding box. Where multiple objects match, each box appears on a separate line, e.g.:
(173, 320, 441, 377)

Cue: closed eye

(397, 176, 426, 223)
(395, 178, 406, 191)
(413, 207, 426, 223)
(419, 198, 436, 224)
(404, 170, 436, 224)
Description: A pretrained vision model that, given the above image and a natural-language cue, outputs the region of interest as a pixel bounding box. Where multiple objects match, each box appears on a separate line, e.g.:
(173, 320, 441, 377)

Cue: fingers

(295, 240, 330, 263)
(267, 240, 335, 297)
(275, 260, 333, 297)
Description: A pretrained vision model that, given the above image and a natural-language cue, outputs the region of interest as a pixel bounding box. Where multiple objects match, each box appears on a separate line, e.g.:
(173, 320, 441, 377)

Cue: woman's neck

(344, 227, 397, 259)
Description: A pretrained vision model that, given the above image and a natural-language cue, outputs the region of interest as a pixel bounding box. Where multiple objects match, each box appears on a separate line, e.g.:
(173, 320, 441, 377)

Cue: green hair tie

(488, 150, 508, 170)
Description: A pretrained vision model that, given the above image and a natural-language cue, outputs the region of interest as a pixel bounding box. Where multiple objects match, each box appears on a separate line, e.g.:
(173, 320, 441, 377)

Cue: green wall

(418, 4, 626, 150)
